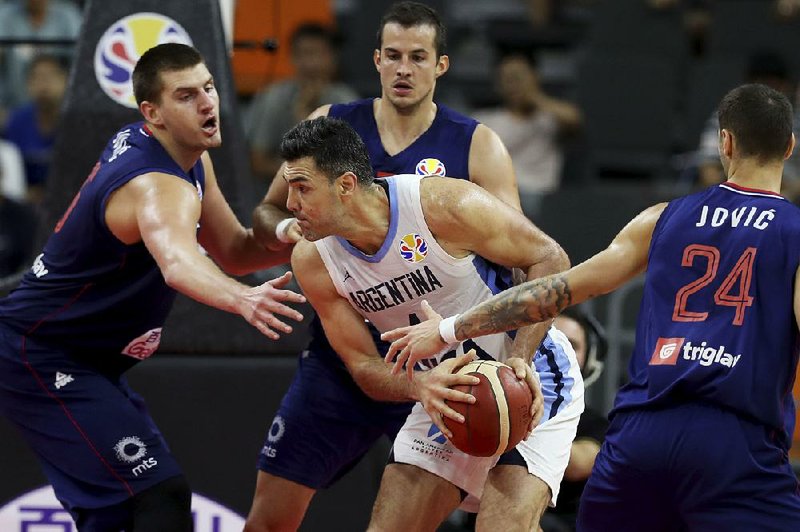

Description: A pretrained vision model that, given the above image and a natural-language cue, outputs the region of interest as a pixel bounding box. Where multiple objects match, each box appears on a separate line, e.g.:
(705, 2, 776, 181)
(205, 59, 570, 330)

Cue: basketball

(443, 360, 533, 457)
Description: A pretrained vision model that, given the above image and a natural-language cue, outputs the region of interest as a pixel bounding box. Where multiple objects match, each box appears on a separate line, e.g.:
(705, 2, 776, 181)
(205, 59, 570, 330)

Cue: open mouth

(393, 81, 412, 95)
(202, 116, 218, 134)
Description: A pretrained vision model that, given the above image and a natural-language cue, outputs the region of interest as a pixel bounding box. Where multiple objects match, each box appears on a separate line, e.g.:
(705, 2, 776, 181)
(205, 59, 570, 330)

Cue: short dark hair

(718, 83, 794, 162)
(132, 43, 204, 105)
(280, 117, 374, 186)
(290, 23, 341, 51)
(377, 1, 447, 57)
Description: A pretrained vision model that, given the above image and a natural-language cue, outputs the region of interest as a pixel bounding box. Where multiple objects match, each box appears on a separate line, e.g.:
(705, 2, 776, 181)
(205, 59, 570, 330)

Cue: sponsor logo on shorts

(261, 416, 285, 459)
(399, 233, 428, 263)
(415, 158, 446, 177)
(113, 436, 158, 477)
(94, 13, 193, 108)
(427, 423, 447, 444)
(650, 337, 742, 368)
(122, 328, 162, 360)
(408, 424, 454, 462)
(54, 372, 74, 390)
(114, 436, 147, 463)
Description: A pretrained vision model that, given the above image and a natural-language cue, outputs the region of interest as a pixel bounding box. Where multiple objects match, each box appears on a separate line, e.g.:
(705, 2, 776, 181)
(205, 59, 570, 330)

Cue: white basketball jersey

(314, 174, 515, 366)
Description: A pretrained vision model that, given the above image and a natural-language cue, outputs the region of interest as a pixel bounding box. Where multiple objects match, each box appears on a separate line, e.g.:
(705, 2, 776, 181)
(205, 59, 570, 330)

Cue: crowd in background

(3, 0, 800, 278)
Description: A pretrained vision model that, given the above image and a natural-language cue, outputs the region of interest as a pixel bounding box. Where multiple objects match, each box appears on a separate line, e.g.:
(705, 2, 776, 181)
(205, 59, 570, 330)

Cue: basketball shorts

(577, 403, 800, 531)
(0, 324, 183, 512)
(257, 348, 414, 489)
(392, 328, 584, 513)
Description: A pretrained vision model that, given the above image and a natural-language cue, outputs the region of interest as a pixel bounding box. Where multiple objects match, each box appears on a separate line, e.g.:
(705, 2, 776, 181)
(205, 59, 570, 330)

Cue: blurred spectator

(696, 50, 800, 200)
(2, 54, 68, 205)
(245, 23, 358, 183)
(0, 139, 26, 201)
(0, 156, 38, 278)
(473, 52, 582, 195)
(0, 0, 81, 114)
(541, 307, 609, 532)
(776, 0, 800, 19)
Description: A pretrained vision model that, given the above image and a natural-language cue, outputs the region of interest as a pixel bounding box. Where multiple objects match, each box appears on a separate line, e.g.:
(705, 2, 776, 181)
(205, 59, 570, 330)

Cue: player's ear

(435, 54, 449, 78)
(785, 132, 796, 160)
(719, 128, 733, 159)
(140, 101, 162, 126)
(338, 172, 358, 195)
(373, 49, 381, 72)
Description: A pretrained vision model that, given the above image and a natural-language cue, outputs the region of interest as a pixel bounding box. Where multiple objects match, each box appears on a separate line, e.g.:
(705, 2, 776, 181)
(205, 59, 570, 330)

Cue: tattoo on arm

(456, 274, 572, 340)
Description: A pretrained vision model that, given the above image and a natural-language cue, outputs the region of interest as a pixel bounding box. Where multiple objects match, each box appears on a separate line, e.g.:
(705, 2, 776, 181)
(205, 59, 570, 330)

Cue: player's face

(375, 23, 448, 111)
(553, 316, 587, 369)
(284, 157, 341, 241)
(150, 63, 221, 150)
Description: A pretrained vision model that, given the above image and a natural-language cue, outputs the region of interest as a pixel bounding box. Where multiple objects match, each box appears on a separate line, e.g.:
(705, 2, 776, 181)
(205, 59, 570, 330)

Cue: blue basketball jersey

(308, 100, 479, 363)
(612, 182, 800, 448)
(328, 99, 477, 179)
(0, 122, 205, 371)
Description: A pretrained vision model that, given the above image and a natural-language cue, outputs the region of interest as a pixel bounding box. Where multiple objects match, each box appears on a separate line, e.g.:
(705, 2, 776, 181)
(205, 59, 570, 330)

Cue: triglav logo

(122, 328, 162, 360)
(94, 13, 193, 108)
(650, 337, 742, 368)
(649, 337, 684, 366)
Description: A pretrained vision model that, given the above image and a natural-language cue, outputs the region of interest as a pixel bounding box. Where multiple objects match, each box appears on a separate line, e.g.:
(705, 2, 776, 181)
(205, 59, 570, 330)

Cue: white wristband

(438, 315, 459, 344)
(275, 217, 297, 243)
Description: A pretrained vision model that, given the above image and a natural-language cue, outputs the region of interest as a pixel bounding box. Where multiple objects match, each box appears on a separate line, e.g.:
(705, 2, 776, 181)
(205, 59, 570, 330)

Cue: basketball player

(0, 43, 305, 531)
(269, 116, 583, 531)
(245, 2, 525, 530)
(383, 83, 800, 530)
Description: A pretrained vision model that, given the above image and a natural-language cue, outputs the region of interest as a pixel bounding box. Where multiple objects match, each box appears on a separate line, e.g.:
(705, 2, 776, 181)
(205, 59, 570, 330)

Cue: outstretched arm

(383, 202, 667, 363)
(106, 171, 306, 339)
(197, 153, 292, 274)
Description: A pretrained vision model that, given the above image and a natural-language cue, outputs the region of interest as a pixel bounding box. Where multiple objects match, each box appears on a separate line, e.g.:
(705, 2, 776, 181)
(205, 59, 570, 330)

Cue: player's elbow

(160, 260, 186, 291)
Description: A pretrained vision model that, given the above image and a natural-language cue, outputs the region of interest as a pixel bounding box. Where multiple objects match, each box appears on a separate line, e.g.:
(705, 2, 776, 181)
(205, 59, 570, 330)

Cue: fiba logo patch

(399, 233, 428, 263)
(94, 13, 193, 108)
(113, 436, 147, 463)
(649, 337, 685, 366)
(267, 416, 285, 443)
(415, 158, 446, 176)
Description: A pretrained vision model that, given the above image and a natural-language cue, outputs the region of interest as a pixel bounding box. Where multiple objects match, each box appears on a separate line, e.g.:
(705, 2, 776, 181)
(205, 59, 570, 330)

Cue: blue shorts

(257, 348, 413, 489)
(577, 403, 800, 531)
(0, 324, 183, 511)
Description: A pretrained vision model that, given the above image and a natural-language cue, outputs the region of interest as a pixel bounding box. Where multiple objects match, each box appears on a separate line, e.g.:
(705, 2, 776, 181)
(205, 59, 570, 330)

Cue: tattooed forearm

(455, 274, 572, 340)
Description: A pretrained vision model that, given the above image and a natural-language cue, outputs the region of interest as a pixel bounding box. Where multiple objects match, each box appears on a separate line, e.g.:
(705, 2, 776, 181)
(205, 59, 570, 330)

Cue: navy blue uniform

(578, 182, 800, 531)
(257, 99, 480, 488)
(0, 123, 202, 513)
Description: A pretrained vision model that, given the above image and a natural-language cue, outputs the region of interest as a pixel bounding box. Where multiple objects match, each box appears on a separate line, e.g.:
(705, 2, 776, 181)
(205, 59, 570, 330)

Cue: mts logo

(649, 337, 685, 366)
(132, 457, 158, 477)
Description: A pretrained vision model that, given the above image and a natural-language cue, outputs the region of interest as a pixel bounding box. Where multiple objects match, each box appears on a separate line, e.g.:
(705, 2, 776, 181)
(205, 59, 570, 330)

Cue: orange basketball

(443, 360, 533, 457)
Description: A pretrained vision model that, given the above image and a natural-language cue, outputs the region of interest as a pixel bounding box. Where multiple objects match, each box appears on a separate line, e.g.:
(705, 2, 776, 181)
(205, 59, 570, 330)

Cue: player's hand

(382, 300, 449, 379)
(506, 357, 544, 437)
(239, 271, 306, 339)
(413, 350, 479, 439)
(283, 219, 303, 244)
